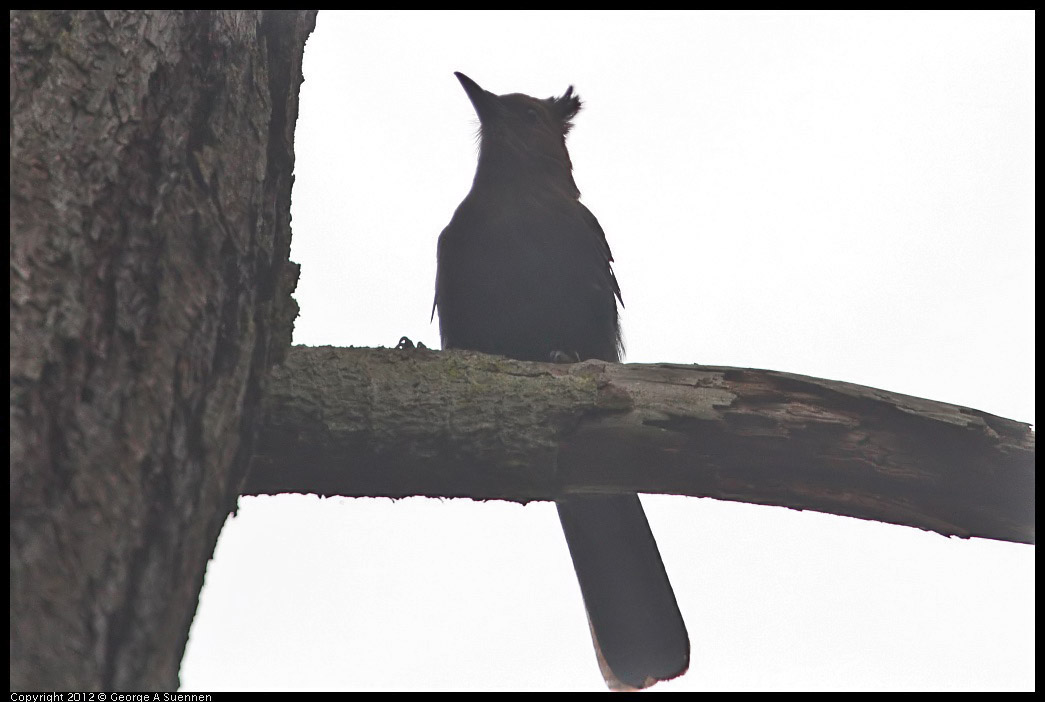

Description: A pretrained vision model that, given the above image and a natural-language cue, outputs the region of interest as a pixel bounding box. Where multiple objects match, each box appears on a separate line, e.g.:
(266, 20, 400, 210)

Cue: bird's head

(455, 72, 582, 196)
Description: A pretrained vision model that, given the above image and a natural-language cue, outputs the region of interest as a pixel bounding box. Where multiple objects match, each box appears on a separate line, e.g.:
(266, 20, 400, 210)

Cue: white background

(180, 10, 1034, 691)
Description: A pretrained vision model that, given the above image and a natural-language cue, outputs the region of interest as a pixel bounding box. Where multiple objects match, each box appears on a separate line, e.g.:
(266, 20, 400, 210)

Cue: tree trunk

(10, 10, 313, 690)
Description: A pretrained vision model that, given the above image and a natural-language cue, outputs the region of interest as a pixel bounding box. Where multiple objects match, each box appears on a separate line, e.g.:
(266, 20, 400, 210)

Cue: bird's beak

(455, 72, 498, 123)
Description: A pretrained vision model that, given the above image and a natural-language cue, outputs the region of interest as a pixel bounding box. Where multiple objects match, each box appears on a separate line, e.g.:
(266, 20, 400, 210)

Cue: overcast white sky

(179, 10, 1033, 691)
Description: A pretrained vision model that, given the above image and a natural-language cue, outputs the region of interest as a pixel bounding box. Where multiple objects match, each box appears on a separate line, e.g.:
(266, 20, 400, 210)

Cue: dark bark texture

(247, 346, 1034, 545)
(10, 10, 314, 690)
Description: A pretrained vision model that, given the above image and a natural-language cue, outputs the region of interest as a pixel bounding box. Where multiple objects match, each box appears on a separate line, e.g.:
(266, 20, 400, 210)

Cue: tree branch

(246, 345, 1034, 545)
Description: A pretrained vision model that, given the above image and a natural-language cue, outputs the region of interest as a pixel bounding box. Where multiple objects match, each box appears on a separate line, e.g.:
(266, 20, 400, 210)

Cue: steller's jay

(433, 72, 689, 690)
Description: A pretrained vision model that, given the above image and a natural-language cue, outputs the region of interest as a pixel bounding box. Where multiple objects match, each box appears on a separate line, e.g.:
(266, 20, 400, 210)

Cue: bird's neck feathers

(473, 137, 581, 201)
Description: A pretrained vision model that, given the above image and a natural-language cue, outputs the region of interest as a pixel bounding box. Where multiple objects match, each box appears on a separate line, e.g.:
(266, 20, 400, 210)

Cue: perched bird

(433, 72, 690, 690)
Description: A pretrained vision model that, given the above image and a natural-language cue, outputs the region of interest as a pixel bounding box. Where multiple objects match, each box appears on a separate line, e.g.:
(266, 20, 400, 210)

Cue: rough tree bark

(246, 346, 1034, 545)
(10, 10, 314, 690)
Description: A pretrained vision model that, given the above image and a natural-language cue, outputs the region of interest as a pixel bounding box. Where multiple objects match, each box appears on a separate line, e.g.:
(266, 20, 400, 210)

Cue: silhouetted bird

(434, 72, 690, 690)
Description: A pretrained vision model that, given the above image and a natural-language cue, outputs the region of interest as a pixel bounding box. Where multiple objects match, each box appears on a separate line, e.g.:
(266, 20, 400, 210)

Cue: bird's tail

(556, 493, 690, 690)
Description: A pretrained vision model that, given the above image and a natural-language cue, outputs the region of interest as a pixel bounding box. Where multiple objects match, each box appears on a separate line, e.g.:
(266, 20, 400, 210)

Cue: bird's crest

(547, 86, 582, 133)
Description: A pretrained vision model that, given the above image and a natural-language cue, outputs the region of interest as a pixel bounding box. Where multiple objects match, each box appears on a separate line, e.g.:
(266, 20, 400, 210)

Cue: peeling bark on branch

(247, 346, 1034, 546)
